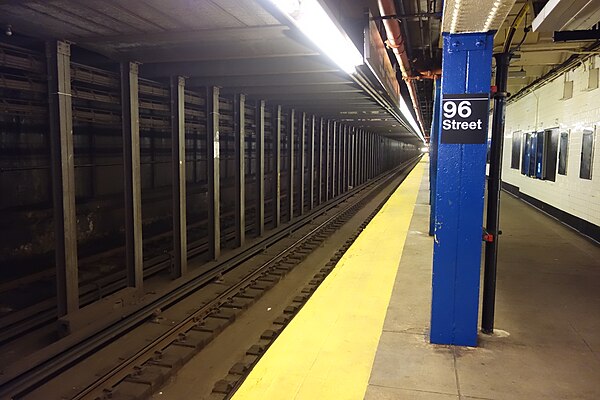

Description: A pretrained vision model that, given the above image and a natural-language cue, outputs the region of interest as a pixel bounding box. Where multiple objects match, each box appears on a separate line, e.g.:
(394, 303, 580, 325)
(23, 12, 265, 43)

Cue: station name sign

(441, 93, 490, 144)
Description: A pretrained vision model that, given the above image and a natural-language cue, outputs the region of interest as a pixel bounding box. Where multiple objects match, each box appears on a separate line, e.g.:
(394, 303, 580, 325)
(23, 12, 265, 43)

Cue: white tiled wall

(501, 55, 600, 226)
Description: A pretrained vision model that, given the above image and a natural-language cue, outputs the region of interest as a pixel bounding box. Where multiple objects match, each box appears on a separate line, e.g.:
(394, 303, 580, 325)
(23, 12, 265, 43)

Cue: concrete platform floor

(366, 168, 600, 400)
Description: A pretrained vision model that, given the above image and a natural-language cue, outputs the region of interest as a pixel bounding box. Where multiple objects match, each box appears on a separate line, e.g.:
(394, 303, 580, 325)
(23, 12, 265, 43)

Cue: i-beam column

(300, 112, 306, 215)
(359, 130, 364, 184)
(351, 129, 356, 187)
(121, 61, 144, 291)
(332, 121, 337, 198)
(350, 128, 355, 188)
(336, 123, 341, 195)
(206, 86, 220, 259)
(325, 120, 330, 201)
(255, 100, 265, 236)
(342, 125, 347, 192)
(274, 105, 282, 227)
(47, 41, 79, 316)
(366, 132, 370, 179)
(171, 76, 187, 277)
(370, 133, 374, 178)
(318, 118, 323, 204)
(358, 130, 363, 184)
(429, 78, 441, 236)
(288, 109, 295, 221)
(234, 94, 246, 246)
(430, 32, 494, 347)
(309, 115, 315, 210)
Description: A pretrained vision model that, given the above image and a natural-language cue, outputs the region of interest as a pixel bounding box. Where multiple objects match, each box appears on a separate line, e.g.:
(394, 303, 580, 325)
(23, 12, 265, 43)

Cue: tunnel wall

(0, 40, 420, 322)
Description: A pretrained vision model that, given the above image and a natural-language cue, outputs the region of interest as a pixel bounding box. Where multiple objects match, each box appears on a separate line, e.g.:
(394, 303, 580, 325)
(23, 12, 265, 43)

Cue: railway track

(1, 156, 420, 400)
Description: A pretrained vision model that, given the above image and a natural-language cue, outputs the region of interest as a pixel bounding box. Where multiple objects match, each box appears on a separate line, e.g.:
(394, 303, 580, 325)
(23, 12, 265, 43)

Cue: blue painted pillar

(429, 77, 441, 236)
(430, 32, 494, 347)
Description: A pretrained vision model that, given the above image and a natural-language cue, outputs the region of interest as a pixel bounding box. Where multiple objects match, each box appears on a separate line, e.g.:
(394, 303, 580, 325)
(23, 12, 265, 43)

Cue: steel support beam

(325, 120, 330, 201)
(274, 105, 282, 227)
(429, 78, 441, 236)
(47, 41, 79, 316)
(373, 134, 377, 176)
(358, 130, 364, 184)
(206, 86, 221, 259)
(349, 128, 354, 189)
(376, 135, 379, 175)
(352, 128, 357, 188)
(365, 131, 369, 181)
(350, 128, 353, 188)
(370, 133, 374, 178)
(288, 108, 295, 221)
(318, 118, 323, 205)
(300, 112, 306, 215)
(357, 130, 362, 185)
(120, 61, 144, 291)
(430, 32, 494, 347)
(338, 124, 343, 193)
(365, 132, 369, 180)
(331, 121, 337, 198)
(171, 76, 187, 277)
(366, 132, 370, 181)
(256, 100, 265, 236)
(369, 133, 372, 179)
(340, 126, 344, 188)
(309, 115, 315, 210)
(341, 125, 346, 193)
(234, 94, 246, 246)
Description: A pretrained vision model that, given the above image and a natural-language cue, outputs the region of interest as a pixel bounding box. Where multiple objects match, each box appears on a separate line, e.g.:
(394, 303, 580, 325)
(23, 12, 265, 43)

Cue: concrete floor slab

(366, 158, 600, 400)
(455, 337, 600, 400)
(364, 385, 459, 400)
(368, 331, 458, 396)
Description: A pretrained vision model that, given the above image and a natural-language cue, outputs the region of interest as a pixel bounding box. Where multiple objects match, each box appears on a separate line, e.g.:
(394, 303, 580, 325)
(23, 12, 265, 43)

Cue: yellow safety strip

(232, 159, 425, 400)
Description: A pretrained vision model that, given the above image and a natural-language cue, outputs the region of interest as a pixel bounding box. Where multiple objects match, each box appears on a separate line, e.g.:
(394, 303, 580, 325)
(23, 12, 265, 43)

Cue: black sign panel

(441, 93, 490, 144)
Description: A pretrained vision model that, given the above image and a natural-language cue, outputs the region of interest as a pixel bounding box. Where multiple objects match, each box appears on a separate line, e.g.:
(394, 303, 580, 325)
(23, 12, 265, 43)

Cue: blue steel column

(430, 32, 494, 347)
(429, 77, 441, 236)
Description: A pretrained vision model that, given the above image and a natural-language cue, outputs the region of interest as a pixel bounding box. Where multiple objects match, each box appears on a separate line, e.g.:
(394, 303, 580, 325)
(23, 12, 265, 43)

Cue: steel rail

(74, 157, 418, 400)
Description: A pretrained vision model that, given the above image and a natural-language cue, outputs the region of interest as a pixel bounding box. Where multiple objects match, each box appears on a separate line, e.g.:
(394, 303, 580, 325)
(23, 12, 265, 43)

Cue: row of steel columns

(48, 41, 395, 319)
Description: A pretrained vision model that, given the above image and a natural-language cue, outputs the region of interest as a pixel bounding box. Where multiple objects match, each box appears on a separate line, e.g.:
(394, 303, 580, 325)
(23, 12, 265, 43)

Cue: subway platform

(233, 160, 600, 400)
(228, 157, 600, 400)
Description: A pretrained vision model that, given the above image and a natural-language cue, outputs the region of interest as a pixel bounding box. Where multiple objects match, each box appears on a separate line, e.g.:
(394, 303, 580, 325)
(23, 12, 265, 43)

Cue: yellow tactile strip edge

(232, 160, 425, 400)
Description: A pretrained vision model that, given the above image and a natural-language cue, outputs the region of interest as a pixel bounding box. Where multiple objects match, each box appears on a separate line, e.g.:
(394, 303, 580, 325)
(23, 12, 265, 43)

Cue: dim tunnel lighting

(269, 0, 364, 74)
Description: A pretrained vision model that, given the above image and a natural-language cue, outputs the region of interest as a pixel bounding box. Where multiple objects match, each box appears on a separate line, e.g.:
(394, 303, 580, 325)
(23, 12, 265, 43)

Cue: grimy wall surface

(0, 41, 419, 327)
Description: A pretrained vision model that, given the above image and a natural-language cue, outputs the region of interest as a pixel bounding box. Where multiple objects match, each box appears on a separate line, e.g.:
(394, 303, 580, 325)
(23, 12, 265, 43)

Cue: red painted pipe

(377, 0, 427, 135)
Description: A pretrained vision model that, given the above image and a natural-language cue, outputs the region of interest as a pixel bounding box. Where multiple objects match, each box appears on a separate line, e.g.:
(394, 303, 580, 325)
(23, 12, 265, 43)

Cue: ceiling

(3, 0, 591, 144)
(0, 0, 425, 144)
(396, 0, 442, 139)
(494, 0, 600, 96)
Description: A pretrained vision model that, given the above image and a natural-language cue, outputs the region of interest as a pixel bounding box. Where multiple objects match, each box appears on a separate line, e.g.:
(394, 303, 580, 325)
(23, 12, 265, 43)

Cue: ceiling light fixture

(269, 0, 363, 74)
(450, 0, 462, 33)
(483, 0, 503, 31)
(400, 98, 426, 142)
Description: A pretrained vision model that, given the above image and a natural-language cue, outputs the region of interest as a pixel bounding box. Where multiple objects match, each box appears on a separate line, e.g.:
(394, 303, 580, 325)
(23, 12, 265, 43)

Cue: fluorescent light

(269, 0, 363, 74)
(450, 0, 462, 33)
(399, 96, 426, 142)
(420, 146, 429, 153)
(483, 0, 502, 31)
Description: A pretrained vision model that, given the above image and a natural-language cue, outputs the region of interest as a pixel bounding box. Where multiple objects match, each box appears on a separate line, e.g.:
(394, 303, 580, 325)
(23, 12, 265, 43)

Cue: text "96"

(443, 101, 472, 119)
